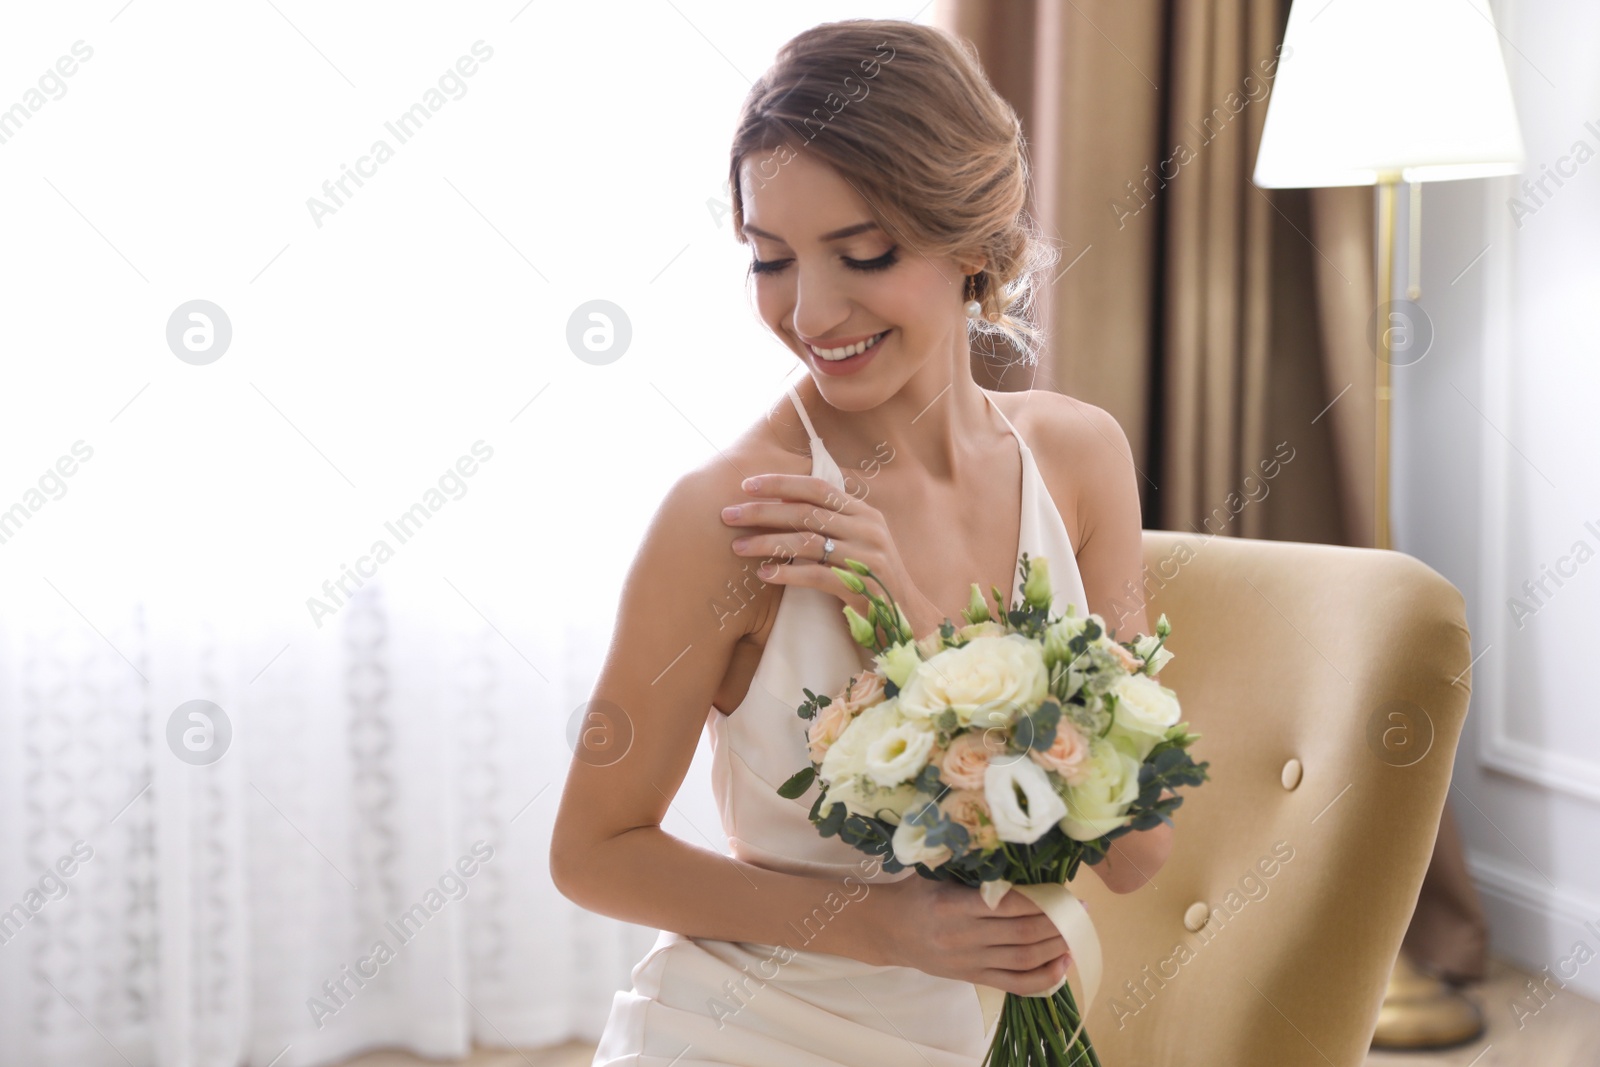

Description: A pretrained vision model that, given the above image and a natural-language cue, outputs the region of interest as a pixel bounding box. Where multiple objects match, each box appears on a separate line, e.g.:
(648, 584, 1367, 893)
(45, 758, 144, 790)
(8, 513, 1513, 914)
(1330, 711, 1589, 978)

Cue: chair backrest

(1069, 530, 1473, 1066)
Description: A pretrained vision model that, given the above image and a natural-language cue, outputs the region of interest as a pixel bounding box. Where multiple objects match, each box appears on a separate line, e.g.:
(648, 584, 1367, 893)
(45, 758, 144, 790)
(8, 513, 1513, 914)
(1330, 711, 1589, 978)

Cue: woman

(551, 18, 1172, 1065)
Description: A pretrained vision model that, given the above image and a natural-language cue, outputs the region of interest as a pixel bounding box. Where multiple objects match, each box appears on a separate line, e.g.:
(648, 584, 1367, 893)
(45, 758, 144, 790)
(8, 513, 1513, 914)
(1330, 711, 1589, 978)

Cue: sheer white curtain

(0, 2, 926, 1065)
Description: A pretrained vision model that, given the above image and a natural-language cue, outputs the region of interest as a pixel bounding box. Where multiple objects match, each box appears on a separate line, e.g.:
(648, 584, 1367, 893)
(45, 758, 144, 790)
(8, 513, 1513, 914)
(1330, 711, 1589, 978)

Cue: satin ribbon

(975, 878, 1102, 1050)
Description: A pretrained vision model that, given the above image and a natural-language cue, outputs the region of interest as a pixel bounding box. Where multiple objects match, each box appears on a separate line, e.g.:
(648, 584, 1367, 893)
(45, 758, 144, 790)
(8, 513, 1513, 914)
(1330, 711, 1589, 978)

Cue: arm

(548, 463, 892, 964)
(1095, 815, 1174, 894)
(1058, 399, 1172, 894)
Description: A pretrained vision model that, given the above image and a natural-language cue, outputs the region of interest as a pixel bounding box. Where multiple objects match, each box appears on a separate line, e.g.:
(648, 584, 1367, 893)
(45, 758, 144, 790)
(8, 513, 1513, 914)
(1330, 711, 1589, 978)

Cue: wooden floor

(335, 955, 1600, 1067)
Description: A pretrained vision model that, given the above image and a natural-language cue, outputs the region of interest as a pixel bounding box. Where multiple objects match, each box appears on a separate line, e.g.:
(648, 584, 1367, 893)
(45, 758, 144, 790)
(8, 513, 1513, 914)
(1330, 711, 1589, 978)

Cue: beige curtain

(935, 0, 1485, 981)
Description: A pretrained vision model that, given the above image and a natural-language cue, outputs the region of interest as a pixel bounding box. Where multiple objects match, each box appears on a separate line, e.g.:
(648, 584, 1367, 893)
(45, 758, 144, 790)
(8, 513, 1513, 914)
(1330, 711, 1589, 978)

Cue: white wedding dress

(592, 383, 1092, 1066)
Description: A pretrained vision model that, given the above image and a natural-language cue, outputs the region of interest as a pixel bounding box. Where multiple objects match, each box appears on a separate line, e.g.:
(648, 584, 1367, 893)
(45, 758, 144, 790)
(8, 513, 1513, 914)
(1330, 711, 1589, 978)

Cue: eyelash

(750, 246, 900, 275)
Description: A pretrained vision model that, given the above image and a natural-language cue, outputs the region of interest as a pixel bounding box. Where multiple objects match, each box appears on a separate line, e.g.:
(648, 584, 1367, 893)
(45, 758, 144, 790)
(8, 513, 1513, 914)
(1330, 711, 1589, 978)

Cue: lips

(805, 329, 889, 361)
(807, 328, 890, 377)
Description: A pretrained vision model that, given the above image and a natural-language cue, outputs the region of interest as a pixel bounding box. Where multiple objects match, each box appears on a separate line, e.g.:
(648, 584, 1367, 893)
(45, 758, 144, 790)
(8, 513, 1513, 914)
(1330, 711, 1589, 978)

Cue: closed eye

(749, 246, 900, 275)
(847, 247, 899, 272)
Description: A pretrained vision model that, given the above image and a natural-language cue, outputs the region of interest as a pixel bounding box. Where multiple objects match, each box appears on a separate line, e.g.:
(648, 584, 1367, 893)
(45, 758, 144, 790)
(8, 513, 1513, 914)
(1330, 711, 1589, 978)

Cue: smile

(806, 330, 889, 362)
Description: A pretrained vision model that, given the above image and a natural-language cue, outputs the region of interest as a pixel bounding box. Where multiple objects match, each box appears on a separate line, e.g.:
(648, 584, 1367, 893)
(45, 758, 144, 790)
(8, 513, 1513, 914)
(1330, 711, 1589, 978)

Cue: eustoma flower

(777, 553, 1208, 1067)
(985, 757, 1069, 844)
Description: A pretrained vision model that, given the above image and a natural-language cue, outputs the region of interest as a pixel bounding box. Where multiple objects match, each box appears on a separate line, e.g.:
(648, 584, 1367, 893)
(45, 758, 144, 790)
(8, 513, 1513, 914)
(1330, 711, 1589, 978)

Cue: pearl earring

(964, 275, 982, 319)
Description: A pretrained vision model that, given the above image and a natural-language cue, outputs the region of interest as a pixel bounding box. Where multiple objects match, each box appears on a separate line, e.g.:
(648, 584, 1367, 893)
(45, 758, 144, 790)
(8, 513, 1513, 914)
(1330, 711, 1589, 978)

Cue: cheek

(752, 278, 791, 331)
(877, 272, 948, 326)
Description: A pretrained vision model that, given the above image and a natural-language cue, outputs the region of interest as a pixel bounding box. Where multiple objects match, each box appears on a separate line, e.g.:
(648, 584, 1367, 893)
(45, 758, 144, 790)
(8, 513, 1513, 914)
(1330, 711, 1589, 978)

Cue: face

(738, 143, 972, 405)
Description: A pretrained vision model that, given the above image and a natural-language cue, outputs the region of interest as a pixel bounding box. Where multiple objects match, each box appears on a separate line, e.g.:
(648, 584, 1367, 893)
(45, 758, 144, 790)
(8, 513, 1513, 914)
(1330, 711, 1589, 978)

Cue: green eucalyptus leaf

(778, 765, 816, 799)
(817, 801, 847, 837)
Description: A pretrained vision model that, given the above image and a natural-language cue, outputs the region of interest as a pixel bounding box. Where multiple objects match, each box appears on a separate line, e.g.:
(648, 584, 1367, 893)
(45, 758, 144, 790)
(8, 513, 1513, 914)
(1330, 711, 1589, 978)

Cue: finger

(756, 558, 825, 585)
(999, 940, 1071, 972)
(724, 498, 852, 533)
(760, 559, 872, 613)
(982, 915, 1065, 947)
(733, 530, 830, 563)
(975, 954, 1071, 995)
(739, 474, 856, 512)
(757, 556, 855, 587)
(978, 891, 1043, 918)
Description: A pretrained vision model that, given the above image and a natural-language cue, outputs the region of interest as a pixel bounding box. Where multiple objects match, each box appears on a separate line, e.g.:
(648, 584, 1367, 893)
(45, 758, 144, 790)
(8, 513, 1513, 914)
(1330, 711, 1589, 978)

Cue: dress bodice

(702, 381, 1092, 883)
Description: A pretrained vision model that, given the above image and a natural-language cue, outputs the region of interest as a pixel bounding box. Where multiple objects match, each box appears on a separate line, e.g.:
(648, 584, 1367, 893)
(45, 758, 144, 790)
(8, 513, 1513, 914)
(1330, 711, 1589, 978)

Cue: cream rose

(809, 668, 889, 760)
(1057, 737, 1141, 842)
(940, 788, 1000, 853)
(896, 634, 1048, 729)
(1100, 637, 1143, 674)
(939, 730, 1007, 790)
(839, 669, 887, 714)
(806, 698, 854, 763)
(1106, 673, 1182, 761)
(1027, 719, 1093, 786)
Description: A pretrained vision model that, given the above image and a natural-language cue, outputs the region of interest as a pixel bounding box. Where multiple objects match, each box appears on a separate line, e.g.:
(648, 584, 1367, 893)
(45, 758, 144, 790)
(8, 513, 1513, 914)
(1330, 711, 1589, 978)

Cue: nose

(791, 260, 851, 344)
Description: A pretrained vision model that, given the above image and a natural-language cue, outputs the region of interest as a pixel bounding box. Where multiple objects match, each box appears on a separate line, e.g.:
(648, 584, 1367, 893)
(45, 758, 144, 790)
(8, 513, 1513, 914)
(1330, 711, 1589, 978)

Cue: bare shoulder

(1007, 389, 1129, 456)
(642, 399, 815, 633)
(995, 389, 1135, 550)
(548, 397, 814, 877)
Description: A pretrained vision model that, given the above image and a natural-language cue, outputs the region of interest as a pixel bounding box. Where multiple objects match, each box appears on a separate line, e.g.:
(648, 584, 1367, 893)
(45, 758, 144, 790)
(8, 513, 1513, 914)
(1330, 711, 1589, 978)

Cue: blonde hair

(728, 18, 1058, 365)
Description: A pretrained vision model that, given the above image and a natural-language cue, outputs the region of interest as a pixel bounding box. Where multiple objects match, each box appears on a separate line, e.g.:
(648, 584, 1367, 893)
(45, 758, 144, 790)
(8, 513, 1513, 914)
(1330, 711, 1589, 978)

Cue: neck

(796, 364, 1007, 485)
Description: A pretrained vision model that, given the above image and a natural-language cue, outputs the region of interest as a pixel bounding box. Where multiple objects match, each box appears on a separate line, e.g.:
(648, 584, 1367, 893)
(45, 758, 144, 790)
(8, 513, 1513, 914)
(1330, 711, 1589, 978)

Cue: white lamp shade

(1253, 0, 1526, 187)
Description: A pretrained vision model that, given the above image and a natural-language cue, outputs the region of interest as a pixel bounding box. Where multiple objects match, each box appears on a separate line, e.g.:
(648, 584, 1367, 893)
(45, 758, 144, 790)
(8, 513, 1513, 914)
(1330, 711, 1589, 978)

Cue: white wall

(1392, 0, 1600, 1015)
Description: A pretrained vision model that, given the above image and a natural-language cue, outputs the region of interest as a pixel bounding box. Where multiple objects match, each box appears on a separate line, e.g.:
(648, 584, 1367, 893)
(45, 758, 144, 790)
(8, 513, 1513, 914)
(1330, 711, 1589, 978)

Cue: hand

(723, 473, 945, 635)
(863, 875, 1073, 995)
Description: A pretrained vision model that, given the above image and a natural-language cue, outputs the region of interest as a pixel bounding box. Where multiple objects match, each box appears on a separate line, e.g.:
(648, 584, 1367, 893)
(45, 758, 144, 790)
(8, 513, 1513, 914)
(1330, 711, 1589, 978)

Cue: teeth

(810, 330, 886, 361)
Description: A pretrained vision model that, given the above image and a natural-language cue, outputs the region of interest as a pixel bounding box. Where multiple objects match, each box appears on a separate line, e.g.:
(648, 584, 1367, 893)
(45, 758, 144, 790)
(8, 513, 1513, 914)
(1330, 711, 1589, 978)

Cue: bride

(551, 17, 1172, 1065)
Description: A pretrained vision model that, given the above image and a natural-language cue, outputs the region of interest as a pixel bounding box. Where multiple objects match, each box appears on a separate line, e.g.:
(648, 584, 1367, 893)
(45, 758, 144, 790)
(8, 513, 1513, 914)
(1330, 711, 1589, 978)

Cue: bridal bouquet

(776, 553, 1208, 1067)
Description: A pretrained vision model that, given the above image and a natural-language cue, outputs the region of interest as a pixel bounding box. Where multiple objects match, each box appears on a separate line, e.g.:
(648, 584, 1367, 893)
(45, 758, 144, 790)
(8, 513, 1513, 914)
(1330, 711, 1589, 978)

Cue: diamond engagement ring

(820, 536, 835, 565)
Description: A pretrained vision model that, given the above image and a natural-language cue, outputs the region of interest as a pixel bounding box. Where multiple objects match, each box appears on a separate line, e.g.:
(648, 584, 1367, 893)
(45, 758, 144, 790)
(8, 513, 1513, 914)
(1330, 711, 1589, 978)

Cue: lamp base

(1370, 949, 1486, 1050)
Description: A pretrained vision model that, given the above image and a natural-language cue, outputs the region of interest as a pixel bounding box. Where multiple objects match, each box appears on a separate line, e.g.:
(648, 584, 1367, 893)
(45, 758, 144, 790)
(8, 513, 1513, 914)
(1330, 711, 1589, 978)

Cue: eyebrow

(741, 221, 881, 243)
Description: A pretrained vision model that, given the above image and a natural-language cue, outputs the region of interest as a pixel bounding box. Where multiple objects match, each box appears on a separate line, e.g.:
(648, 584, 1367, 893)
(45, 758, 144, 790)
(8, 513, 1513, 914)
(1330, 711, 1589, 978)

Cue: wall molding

(1469, 0, 1600, 809)
(1470, 847, 1600, 930)
(1468, 848, 1600, 1006)
(1480, 727, 1600, 806)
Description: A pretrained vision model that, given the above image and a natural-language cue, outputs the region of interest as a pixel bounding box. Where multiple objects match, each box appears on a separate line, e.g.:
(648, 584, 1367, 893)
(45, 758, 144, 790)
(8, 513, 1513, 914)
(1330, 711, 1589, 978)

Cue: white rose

(1058, 738, 1141, 842)
(984, 757, 1069, 845)
(1106, 674, 1181, 761)
(891, 806, 953, 868)
(897, 634, 1049, 729)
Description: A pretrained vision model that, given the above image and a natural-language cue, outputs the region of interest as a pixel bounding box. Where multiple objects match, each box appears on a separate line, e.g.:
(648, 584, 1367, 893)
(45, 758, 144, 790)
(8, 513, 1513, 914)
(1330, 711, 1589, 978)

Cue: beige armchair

(1068, 530, 1474, 1066)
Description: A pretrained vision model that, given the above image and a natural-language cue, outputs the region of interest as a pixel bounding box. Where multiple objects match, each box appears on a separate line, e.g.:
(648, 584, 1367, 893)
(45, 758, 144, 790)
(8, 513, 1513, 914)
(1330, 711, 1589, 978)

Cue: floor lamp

(1252, 0, 1525, 1048)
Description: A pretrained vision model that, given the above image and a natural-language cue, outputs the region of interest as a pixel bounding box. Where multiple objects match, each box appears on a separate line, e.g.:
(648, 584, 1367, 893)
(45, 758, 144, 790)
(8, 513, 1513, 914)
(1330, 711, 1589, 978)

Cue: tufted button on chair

(1068, 530, 1473, 1067)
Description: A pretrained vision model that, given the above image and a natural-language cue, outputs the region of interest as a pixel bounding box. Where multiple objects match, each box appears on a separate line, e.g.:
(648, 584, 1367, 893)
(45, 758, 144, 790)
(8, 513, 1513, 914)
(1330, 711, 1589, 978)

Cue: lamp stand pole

(1369, 172, 1487, 1052)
